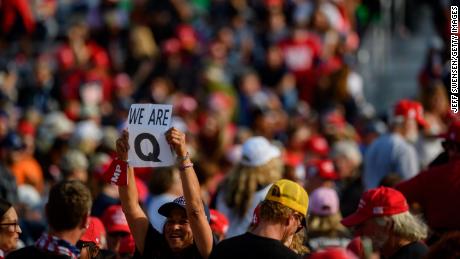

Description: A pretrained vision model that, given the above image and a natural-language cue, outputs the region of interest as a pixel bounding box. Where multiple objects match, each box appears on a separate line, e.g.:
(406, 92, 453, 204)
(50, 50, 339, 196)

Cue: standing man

(209, 179, 308, 259)
(363, 99, 427, 189)
(396, 120, 460, 243)
(8, 181, 92, 259)
(341, 187, 428, 259)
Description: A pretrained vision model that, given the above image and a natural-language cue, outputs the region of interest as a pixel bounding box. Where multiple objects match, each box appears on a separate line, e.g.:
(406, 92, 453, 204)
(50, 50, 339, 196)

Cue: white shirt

(216, 184, 272, 238)
(146, 193, 177, 233)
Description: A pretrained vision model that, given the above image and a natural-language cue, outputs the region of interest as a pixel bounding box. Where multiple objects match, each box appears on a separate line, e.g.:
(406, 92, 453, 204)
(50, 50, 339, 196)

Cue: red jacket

(396, 159, 460, 231)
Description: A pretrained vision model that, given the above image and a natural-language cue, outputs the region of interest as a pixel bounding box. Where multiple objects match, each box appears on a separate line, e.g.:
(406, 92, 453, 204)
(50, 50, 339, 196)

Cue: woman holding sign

(115, 128, 214, 259)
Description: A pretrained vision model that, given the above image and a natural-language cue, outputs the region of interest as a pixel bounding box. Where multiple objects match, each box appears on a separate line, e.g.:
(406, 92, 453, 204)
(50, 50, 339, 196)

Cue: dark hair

(148, 168, 175, 195)
(0, 198, 12, 219)
(46, 180, 92, 231)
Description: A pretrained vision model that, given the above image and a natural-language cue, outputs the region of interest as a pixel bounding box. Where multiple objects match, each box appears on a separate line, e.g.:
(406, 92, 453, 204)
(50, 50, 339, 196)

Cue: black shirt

(6, 246, 71, 259)
(209, 232, 301, 259)
(389, 241, 428, 259)
(133, 223, 205, 259)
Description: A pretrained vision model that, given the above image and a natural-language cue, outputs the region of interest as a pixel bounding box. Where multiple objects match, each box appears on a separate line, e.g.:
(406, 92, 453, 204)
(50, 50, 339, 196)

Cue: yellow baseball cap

(264, 179, 309, 218)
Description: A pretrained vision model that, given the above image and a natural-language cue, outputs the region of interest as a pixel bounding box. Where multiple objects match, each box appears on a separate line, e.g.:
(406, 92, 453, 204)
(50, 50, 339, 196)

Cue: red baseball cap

(439, 120, 460, 143)
(394, 99, 428, 127)
(305, 135, 329, 157)
(341, 187, 409, 227)
(17, 120, 36, 137)
(306, 159, 339, 180)
(101, 205, 131, 234)
(324, 112, 347, 129)
(118, 234, 135, 255)
(80, 216, 106, 247)
(210, 209, 229, 236)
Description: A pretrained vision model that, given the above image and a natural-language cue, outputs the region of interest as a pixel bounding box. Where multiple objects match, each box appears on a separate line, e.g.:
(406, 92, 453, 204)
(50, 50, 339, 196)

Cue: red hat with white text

(341, 187, 409, 227)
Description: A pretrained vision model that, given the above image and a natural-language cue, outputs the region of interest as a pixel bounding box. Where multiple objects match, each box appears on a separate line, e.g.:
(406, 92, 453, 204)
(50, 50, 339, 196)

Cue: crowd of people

(0, 0, 458, 258)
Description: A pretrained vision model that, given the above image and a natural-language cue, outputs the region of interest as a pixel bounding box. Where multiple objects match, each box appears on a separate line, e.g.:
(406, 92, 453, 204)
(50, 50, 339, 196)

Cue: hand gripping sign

(127, 104, 175, 167)
(104, 104, 175, 186)
(103, 159, 129, 186)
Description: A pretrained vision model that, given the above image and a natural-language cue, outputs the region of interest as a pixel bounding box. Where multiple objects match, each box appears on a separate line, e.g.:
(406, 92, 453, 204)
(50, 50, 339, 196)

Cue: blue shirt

(363, 133, 419, 189)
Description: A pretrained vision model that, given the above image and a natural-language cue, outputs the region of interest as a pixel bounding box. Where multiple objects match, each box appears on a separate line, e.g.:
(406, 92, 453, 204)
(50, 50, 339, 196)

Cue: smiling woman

(0, 198, 21, 259)
(116, 127, 214, 259)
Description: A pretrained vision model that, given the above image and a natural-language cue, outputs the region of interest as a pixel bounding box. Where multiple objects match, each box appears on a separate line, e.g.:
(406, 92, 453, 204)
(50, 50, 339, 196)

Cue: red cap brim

(417, 118, 428, 128)
(107, 224, 130, 234)
(340, 211, 370, 227)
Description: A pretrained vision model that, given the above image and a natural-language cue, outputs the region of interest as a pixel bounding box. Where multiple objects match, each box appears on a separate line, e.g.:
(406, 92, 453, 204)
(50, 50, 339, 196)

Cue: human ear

(81, 213, 90, 230)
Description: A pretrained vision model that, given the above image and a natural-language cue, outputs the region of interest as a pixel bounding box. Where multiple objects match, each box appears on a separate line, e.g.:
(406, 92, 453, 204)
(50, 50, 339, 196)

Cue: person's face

(0, 207, 22, 252)
(282, 213, 304, 245)
(403, 119, 419, 143)
(353, 218, 390, 252)
(333, 155, 355, 179)
(164, 208, 193, 252)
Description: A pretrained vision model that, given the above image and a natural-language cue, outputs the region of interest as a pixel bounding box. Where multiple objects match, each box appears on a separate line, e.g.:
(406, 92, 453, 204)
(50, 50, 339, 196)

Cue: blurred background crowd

(0, 0, 457, 258)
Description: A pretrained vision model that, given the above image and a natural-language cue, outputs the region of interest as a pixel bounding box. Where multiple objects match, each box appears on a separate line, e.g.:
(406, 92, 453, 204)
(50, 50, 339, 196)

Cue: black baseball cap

(158, 196, 211, 222)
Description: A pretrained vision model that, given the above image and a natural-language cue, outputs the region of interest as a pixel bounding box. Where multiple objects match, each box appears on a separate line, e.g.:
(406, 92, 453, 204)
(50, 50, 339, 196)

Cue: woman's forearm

(119, 166, 140, 215)
(118, 165, 148, 254)
(179, 157, 213, 258)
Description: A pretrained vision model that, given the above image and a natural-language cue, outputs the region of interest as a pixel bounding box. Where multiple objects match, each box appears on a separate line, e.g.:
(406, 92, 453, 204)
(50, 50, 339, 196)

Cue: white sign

(127, 104, 175, 167)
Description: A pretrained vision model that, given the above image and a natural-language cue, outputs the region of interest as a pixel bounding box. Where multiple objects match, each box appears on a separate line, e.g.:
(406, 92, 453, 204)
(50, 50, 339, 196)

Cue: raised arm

(165, 127, 214, 258)
(116, 130, 149, 254)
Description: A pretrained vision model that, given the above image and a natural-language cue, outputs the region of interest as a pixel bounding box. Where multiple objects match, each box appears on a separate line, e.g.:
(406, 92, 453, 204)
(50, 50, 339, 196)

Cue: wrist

(116, 157, 129, 162)
(179, 162, 194, 171)
(177, 152, 190, 162)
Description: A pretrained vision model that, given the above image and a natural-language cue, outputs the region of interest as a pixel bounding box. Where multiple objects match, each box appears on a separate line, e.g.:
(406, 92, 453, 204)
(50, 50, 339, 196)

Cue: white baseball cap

(240, 136, 280, 167)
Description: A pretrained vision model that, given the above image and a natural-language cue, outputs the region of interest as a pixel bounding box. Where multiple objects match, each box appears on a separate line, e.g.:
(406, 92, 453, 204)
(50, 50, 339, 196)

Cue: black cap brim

(158, 202, 186, 218)
(158, 200, 211, 222)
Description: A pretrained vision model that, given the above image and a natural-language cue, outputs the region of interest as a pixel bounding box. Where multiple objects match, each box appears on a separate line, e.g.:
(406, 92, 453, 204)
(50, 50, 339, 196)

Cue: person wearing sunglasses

(210, 179, 309, 259)
(0, 198, 21, 259)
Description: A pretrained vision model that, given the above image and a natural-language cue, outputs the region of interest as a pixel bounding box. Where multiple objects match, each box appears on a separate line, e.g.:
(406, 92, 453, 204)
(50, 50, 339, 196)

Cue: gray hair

(331, 141, 362, 166)
(375, 212, 428, 242)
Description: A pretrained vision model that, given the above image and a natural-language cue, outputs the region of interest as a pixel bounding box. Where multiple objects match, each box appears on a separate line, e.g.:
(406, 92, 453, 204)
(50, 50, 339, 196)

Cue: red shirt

(278, 34, 321, 75)
(396, 160, 460, 231)
(278, 34, 322, 104)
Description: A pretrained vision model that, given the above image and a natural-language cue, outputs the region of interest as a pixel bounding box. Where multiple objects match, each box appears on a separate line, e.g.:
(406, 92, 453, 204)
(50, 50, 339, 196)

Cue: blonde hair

(249, 200, 309, 255)
(290, 229, 310, 255)
(258, 199, 294, 223)
(225, 158, 283, 217)
(308, 213, 349, 238)
(130, 25, 158, 59)
(375, 212, 428, 242)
